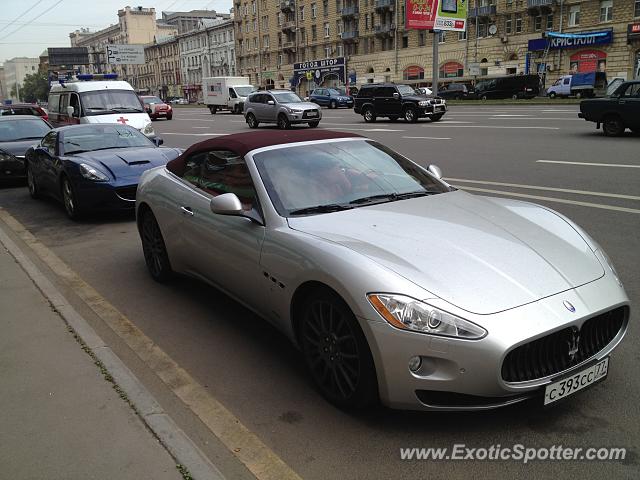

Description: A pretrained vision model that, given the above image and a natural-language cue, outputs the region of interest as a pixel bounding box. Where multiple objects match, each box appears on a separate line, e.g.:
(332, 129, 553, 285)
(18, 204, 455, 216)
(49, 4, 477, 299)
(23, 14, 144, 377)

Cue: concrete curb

(0, 223, 226, 480)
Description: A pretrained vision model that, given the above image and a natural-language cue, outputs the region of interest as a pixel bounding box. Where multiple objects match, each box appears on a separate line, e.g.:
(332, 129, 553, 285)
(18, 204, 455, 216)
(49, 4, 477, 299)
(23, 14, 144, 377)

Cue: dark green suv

(353, 83, 447, 123)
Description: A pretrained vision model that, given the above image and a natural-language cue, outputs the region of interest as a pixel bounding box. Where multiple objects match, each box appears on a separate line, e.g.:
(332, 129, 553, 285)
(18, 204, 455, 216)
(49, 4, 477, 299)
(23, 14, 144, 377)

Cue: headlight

(143, 123, 155, 136)
(418, 100, 429, 107)
(368, 293, 487, 339)
(79, 163, 108, 181)
(287, 107, 303, 113)
(595, 249, 623, 287)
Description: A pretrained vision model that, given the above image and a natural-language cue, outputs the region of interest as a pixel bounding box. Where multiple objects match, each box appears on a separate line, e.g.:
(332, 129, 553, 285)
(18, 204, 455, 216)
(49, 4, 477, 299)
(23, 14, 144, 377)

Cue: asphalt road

(1, 104, 638, 480)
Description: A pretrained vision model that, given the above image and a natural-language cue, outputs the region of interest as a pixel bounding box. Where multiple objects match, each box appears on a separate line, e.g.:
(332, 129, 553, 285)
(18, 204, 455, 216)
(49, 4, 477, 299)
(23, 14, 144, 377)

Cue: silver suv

(244, 90, 322, 129)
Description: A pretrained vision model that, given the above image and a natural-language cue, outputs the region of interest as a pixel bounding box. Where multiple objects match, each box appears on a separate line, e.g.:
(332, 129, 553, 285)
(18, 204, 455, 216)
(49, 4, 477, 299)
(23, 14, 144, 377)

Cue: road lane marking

(161, 133, 228, 136)
(0, 210, 303, 480)
(192, 126, 210, 129)
(403, 136, 452, 140)
(490, 117, 582, 121)
(428, 125, 560, 129)
(447, 178, 640, 201)
(458, 187, 640, 214)
(174, 118, 217, 121)
(537, 160, 640, 168)
(491, 114, 529, 117)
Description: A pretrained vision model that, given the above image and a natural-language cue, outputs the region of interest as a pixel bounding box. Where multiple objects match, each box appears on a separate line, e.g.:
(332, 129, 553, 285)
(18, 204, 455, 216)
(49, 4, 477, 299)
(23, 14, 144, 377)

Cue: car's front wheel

(209, 105, 217, 114)
(27, 163, 40, 199)
(246, 113, 259, 128)
(430, 113, 444, 122)
(299, 289, 378, 409)
(308, 121, 320, 128)
(603, 115, 625, 137)
(140, 209, 173, 282)
(404, 106, 418, 123)
(61, 176, 82, 220)
(277, 114, 291, 130)
(363, 107, 376, 123)
(166, 114, 173, 120)
(329, 100, 337, 109)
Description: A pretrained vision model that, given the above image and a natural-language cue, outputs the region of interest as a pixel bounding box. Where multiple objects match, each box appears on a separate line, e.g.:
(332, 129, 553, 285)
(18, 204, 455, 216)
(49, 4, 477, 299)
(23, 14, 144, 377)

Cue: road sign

(106, 45, 145, 65)
(468, 63, 481, 76)
(48, 47, 89, 66)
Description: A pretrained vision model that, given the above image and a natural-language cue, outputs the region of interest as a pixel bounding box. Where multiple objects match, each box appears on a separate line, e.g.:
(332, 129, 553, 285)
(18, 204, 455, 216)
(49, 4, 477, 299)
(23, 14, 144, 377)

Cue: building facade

(162, 9, 231, 34)
(234, 0, 640, 93)
(137, 36, 181, 99)
(2, 57, 40, 102)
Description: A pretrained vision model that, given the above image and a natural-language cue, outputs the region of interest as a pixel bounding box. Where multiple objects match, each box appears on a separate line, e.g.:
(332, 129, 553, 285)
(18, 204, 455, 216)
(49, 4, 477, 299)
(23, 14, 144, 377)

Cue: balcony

(341, 30, 359, 42)
(374, 0, 394, 12)
(281, 20, 296, 31)
(374, 23, 395, 36)
(280, 0, 295, 13)
(341, 5, 359, 18)
(527, 0, 555, 13)
(282, 40, 296, 51)
(468, 5, 497, 18)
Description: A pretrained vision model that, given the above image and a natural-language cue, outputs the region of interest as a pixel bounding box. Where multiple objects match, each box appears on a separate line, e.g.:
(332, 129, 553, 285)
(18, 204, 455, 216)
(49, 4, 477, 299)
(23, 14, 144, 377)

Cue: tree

(20, 73, 49, 103)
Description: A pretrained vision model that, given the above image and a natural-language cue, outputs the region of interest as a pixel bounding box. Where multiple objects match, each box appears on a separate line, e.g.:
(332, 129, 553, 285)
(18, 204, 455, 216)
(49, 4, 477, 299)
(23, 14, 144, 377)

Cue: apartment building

(162, 9, 231, 34)
(235, 0, 640, 93)
(2, 57, 40, 102)
(137, 35, 181, 99)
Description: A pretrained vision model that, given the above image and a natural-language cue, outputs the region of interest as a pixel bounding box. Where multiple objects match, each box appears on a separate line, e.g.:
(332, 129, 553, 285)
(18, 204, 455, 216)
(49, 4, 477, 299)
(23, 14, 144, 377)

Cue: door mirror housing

(210, 193, 244, 215)
(267, 100, 275, 105)
(392, 92, 400, 99)
(427, 164, 443, 179)
(66, 106, 75, 117)
(153, 136, 164, 146)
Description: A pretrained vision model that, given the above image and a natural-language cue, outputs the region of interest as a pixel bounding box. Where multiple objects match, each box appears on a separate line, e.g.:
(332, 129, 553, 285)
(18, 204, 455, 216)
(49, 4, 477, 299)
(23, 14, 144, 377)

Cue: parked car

(309, 88, 354, 109)
(243, 90, 321, 129)
(474, 75, 540, 100)
(136, 129, 629, 411)
(437, 83, 472, 100)
(415, 87, 433, 96)
(0, 115, 52, 181)
(140, 95, 173, 120)
(578, 80, 640, 136)
(0, 103, 49, 121)
(547, 72, 608, 99)
(25, 124, 180, 219)
(354, 83, 447, 123)
(168, 97, 188, 105)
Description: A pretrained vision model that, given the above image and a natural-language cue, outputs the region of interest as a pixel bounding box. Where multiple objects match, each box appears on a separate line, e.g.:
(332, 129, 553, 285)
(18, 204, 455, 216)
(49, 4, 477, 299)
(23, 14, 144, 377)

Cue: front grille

(115, 185, 137, 201)
(303, 109, 319, 118)
(502, 306, 627, 383)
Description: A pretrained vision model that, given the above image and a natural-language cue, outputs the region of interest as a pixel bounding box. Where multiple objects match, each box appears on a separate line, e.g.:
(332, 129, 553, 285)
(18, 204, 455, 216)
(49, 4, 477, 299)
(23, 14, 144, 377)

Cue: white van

(202, 77, 255, 114)
(48, 76, 156, 138)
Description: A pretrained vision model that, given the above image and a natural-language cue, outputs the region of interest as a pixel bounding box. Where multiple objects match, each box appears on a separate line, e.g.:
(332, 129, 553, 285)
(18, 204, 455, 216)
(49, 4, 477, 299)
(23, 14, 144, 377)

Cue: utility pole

(432, 30, 439, 97)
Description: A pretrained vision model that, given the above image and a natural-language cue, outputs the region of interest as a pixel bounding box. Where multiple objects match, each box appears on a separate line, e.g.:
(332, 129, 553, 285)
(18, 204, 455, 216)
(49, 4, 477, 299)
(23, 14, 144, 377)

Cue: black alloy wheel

(61, 177, 82, 220)
(140, 210, 173, 282)
(363, 107, 376, 123)
(330, 100, 337, 109)
(277, 114, 291, 130)
(27, 164, 39, 199)
(603, 115, 624, 137)
(300, 290, 377, 409)
(246, 113, 259, 128)
(308, 121, 320, 128)
(404, 107, 418, 123)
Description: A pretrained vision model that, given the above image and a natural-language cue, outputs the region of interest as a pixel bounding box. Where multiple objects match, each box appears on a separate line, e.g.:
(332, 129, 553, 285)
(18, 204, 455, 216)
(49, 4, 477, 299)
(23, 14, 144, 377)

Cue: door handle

(180, 206, 194, 216)
(618, 100, 626, 104)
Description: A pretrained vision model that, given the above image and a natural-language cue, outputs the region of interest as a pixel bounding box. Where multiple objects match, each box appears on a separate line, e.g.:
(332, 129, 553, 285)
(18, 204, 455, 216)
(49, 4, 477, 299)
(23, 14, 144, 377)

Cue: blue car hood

(71, 147, 181, 181)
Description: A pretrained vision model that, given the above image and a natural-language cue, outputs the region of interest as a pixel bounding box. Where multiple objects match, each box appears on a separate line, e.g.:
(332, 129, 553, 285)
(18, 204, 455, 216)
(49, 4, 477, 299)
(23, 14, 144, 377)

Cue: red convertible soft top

(166, 129, 362, 176)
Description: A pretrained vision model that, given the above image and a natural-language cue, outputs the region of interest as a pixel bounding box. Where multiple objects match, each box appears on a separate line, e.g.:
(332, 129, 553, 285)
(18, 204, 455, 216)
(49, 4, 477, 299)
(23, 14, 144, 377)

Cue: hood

(287, 191, 604, 315)
(0, 139, 40, 157)
(84, 113, 151, 130)
(70, 147, 181, 181)
(282, 102, 320, 110)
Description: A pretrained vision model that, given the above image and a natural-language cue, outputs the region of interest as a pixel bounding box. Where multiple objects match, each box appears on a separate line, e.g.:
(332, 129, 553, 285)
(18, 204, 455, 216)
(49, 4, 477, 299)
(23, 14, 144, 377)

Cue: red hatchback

(140, 96, 173, 121)
(0, 103, 48, 121)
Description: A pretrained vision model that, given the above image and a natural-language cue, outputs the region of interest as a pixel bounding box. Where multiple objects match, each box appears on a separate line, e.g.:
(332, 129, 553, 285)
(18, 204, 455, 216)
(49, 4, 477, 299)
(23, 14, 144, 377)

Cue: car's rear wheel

(27, 164, 40, 199)
(246, 113, 259, 128)
(575, 92, 583, 99)
(430, 113, 444, 122)
(277, 114, 291, 130)
(329, 100, 337, 109)
(308, 121, 320, 128)
(140, 209, 173, 283)
(209, 105, 217, 114)
(404, 107, 418, 123)
(603, 115, 624, 137)
(363, 107, 376, 123)
(481, 95, 488, 101)
(299, 289, 378, 409)
(549, 92, 557, 98)
(61, 176, 82, 220)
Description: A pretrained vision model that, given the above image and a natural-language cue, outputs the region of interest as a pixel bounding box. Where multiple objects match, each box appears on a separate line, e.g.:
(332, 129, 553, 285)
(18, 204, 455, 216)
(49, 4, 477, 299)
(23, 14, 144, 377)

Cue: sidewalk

(0, 242, 183, 479)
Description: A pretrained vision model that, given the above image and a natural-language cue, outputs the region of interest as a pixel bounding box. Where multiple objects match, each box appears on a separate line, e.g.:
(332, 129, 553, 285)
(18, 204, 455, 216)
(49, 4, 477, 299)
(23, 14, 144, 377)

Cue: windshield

(143, 96, 163, 104)
(80, 90, 144, 115)
(397, 85, 417, 96)
(235, 86, 255, 97)
(272, 91, 303, 103)
(0, 118, 50, 142)
(62, 124, 153, 154)
(328, 88, 343, 96)
(253, 140, 451, 216)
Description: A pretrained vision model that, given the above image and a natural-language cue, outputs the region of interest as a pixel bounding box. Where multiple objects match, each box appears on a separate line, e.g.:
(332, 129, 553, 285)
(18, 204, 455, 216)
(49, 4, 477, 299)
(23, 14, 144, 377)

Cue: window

(402, 35, 408, 48)
(534, 15, 542, 31)
(365, 15, 369, 30)
(458, 30, 466, 41)
(636, 0, 640, 17)
(311, 2, 317, 18)
(323, 0, 328, 16)
(505, 15, 512, 34)
(299, 6, 305, 20)
(600, 1, 612, 22)
(252, 1, 256, 14)
(620, 83, 640, 98)
(418, 31, 426, 46)
(41, 131, 57, 152)
(546, 14, 553, 30)
(336, 44, 343, 57)
(324, 22, 330, 37)
(325, 45, 332, 57)
(312, 25, 317, 40)
(478, 22, 487, 38)
(337, 20, 343, 35)
(515, 13, 522, 33)
(438, 31, 446, 43)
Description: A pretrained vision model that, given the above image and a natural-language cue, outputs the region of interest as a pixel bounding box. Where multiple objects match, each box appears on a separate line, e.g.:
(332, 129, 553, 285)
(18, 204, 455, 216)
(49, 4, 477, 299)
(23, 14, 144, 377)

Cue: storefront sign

(405, 0, 466, 32)
(292, 57, 346, 86)
(628, 23, 640, 43)
(570, 49, 607, 73)
(528, 29, 613, 51)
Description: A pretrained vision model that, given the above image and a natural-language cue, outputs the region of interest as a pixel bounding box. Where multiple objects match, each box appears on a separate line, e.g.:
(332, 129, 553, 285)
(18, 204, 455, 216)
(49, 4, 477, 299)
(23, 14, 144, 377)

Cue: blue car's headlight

(79, 163, 109, 182)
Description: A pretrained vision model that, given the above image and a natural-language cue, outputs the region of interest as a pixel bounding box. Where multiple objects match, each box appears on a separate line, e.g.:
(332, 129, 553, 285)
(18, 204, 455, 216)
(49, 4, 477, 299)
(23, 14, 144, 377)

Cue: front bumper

(0, 156, 26, 179)
(74, 180, 137, 211)
(361, 274, 629, 410)
(417, 103, 447, 117)
(287, 110, 322, 123)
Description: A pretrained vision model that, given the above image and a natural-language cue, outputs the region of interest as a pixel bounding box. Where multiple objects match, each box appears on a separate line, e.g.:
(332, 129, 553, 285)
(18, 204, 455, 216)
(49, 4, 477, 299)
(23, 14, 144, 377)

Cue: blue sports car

(25, 124, 182, 219)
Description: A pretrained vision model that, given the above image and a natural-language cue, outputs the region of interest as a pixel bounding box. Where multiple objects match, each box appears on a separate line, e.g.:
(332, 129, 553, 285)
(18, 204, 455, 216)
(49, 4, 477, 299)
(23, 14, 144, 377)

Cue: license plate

(544, 358, 609, 405)
(307, 111, 318, 117)
(436, 106, 445, 111)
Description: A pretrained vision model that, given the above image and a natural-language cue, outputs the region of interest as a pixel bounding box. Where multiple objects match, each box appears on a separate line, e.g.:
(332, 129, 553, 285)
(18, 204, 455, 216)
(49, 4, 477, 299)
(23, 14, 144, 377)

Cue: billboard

(48, 47, 89, 66)
(106, 44, 145, 65)
(405, 0, 467, 32)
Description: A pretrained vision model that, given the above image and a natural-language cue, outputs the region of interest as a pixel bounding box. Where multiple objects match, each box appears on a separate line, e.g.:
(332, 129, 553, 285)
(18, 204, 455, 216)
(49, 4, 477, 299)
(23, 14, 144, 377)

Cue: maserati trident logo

(567, 327, 581, 363)
(563, 300, 576, 312)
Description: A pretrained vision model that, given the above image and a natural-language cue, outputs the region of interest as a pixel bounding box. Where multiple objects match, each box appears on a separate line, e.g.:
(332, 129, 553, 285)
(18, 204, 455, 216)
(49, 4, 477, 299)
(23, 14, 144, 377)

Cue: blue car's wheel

(61, 177, 83, 220)
(27, 164, 40, 199)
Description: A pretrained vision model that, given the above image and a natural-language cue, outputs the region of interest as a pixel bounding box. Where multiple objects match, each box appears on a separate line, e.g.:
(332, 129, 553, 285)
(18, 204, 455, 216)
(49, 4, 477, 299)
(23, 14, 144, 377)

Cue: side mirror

(392, 92, 400, 99)
(37, 145, 50, 154)
(153, 137, 164, 146)
(267, 100, 275, 106)
(427, 164, 443, 179)
(66, 105, 75, 117)
(210, 193, 244, 216)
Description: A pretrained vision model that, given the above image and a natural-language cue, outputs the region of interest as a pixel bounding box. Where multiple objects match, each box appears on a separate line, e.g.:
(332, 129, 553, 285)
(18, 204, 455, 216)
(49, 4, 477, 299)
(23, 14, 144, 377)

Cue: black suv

(354, 83, 447, 123)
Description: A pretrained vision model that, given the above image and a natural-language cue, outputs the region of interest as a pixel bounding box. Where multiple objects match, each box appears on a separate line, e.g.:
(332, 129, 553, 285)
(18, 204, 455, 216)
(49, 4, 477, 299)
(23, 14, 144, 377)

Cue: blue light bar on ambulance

(76, 73, 118, 81)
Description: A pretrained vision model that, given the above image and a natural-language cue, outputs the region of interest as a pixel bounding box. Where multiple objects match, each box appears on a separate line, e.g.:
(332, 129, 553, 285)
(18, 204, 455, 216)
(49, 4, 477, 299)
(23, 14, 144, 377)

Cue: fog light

(408, 356, 422, 372)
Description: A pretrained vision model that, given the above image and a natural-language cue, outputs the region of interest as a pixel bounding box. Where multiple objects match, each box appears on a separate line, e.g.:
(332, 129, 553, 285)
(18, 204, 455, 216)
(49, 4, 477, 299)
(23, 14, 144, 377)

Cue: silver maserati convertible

(136, 130, 630, 411)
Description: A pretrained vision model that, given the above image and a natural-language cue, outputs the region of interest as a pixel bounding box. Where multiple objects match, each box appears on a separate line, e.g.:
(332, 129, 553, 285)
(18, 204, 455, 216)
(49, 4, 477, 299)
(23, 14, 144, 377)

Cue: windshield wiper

(111, 107, 144, 113)
(289, 204, 354, 216)
(349, 191, 436, 205)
